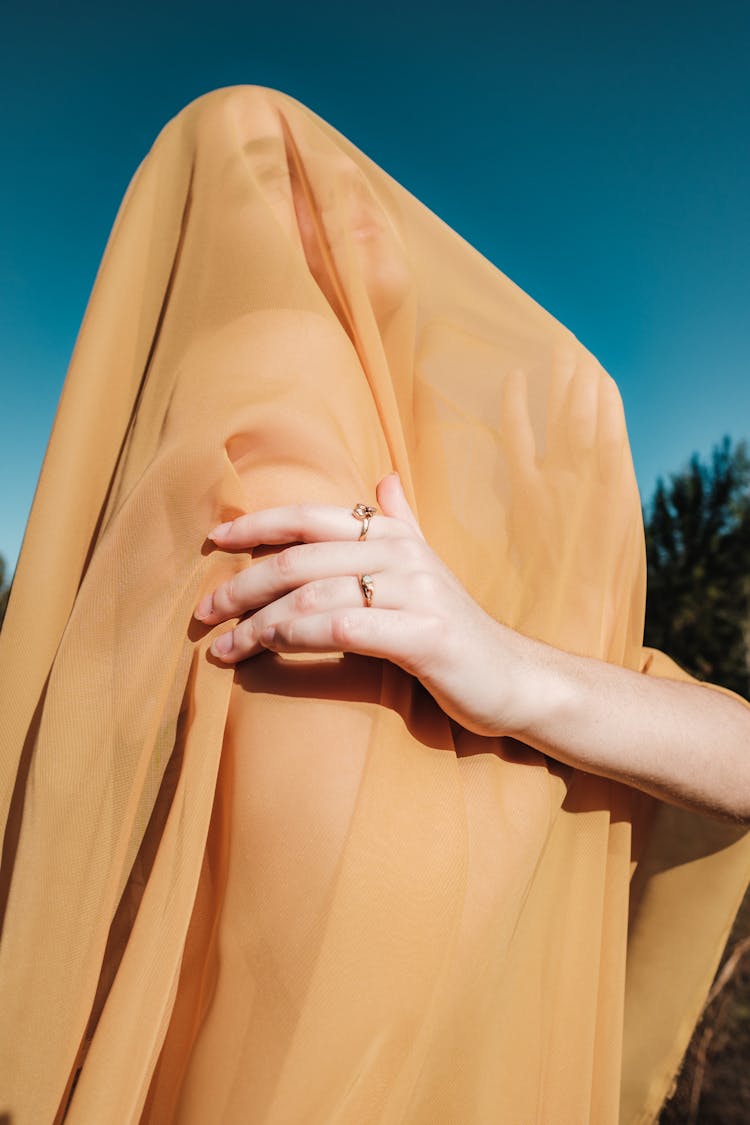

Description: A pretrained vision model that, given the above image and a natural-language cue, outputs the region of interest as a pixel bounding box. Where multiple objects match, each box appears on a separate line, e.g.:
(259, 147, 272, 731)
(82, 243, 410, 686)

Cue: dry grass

(658, 884, 750, 1123)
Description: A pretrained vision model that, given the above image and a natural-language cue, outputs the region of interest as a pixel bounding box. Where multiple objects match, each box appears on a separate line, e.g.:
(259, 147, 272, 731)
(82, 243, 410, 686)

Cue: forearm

(502, 627, 750, 825)
(199, 486, 750, 823)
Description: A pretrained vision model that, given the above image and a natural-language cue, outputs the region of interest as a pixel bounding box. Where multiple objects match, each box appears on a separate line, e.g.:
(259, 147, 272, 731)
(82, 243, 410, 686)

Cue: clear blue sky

(1, 0, 748, 574)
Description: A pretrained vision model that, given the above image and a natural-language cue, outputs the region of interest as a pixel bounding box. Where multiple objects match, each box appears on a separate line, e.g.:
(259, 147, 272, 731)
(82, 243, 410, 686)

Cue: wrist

(494, 624, 581, 744)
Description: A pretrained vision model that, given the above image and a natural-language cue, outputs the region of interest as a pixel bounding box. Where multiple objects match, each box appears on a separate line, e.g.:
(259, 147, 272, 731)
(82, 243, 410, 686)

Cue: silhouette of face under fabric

(231, 92, 411, 326)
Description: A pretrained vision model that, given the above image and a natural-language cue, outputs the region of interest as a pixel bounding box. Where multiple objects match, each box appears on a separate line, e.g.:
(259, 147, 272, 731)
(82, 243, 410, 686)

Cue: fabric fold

(0, 85, 747, 1124)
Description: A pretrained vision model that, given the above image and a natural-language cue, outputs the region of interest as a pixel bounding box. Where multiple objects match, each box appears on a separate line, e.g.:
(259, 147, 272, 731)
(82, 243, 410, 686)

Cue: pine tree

(643, 435, 750, 700)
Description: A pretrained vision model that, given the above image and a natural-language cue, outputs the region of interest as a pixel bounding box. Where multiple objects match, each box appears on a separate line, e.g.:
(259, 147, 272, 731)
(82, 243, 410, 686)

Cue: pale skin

(194, 472, 750, 826)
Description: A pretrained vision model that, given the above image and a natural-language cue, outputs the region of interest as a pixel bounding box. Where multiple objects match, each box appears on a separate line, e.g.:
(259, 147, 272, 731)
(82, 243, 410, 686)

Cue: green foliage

(643, 435, 750, 699)
(646, 435, 750, 1122)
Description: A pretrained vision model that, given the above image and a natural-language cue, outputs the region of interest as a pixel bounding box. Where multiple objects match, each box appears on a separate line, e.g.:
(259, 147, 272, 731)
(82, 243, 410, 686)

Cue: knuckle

(234, 617, 255, 649)
(399, 536, 425, 569)
(391, 516, 413, 537)
(294, 581, 319, 614)
(276, 545, 299, 578)
(290, 502, 310, 531)
(215, 576, 237, 612)
(272, 618, 292, 645)
(332, 612, 355, 648)
(280, 618, 294, 643)
(411, 569, 439, 602)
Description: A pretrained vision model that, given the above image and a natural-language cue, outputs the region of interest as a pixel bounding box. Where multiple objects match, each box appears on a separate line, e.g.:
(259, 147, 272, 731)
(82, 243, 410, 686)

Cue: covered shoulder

(639, 645, 750, 711)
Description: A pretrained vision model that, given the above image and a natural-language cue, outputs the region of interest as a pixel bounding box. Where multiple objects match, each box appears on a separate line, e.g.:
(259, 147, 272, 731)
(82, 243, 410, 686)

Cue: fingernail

(195, 593, 214, 621)
(208, 521, 233, 540)
(211, 631, 234, 656)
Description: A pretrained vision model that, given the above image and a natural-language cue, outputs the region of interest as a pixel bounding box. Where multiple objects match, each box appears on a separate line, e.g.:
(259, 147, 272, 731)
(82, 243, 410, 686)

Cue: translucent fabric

(0, 86, 748, 1124)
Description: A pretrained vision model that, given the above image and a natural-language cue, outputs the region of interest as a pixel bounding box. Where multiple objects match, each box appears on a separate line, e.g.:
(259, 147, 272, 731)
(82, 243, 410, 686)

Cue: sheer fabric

(0, 86, 748, 1124)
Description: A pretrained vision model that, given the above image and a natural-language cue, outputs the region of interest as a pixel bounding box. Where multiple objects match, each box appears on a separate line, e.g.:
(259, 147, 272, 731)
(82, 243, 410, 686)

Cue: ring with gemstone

(359, 573, 375, 607)
(352, 502, 377, 541)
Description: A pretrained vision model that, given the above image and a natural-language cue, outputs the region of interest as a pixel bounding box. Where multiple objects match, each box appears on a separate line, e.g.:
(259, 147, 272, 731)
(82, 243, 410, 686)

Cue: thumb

(375, 473, 425, 540)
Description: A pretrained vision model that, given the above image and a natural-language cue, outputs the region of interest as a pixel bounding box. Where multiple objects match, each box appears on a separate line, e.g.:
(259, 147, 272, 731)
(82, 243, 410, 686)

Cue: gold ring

(359, 573, 375, 607)
(352, 502, 377, 541)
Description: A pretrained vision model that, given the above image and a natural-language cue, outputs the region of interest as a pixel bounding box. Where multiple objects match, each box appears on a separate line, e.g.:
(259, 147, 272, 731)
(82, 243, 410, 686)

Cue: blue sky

(1, 0, 748, 574)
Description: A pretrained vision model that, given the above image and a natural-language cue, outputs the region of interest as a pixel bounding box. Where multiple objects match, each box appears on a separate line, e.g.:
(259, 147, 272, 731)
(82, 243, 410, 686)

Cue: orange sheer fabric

(0, 86, 748, 1124)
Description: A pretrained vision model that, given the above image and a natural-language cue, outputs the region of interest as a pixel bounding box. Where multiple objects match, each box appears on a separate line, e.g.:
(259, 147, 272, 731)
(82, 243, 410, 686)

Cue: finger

(259, 608, 440, 671)
(596, 373, 627, 484)
(375, 473, 426, 541)
(546, 348, 577, 458)
(500, 368, 536, 476)
(196, 536, 426, 623)
(207, 502, 411, 548)
(209, 572, 410, 662)
(563, 360, 599, 458)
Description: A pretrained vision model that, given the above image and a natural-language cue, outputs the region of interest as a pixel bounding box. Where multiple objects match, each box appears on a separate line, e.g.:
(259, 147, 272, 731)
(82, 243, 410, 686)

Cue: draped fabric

(0, 85, 748, 1124)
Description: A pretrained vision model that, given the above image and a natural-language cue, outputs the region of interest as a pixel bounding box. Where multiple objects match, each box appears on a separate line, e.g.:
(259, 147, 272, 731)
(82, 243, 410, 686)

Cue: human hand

(194, 473, 528, 737)
(495, 354, 640, 657)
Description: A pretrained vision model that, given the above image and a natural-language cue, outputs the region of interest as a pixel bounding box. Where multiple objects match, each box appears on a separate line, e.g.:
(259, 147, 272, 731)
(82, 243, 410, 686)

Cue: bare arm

(502, 627, 750, 824)
(197, 473, 750, 826)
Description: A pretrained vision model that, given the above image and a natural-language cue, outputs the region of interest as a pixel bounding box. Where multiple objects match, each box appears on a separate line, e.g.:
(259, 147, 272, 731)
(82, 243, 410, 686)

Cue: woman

(0, 85, 748, 1124)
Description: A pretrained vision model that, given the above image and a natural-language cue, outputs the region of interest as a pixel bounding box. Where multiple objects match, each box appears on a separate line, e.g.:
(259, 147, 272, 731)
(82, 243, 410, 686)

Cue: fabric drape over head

(1, 86, 748, 1124)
